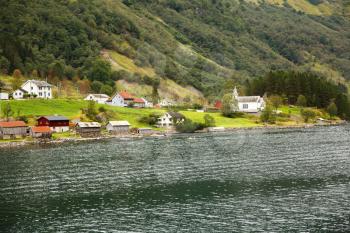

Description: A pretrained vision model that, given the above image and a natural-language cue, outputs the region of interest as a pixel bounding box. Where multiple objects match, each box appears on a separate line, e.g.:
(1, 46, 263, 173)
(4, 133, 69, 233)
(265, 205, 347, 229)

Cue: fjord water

(0, 126, 350, 232)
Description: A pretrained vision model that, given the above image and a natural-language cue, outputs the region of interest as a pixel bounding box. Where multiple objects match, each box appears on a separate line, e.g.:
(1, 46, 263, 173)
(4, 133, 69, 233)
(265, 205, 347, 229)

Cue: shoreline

(0, 121, 346, 149)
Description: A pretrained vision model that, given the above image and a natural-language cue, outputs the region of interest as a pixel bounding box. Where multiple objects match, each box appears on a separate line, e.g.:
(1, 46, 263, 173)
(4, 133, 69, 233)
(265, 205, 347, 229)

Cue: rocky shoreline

(0, 121, 346, 149)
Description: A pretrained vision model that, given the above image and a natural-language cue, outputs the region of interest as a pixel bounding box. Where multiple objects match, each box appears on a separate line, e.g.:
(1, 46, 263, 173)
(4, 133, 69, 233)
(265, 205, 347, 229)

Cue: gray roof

(168, 112, 185, 119)
(28, 80, 52, 87)
(89, 94, 110, 98)
(42, 116, 69, 121)
(76, 122, 101, 128)
(108, 121, 131, 126)
(237, 96, 261, 103)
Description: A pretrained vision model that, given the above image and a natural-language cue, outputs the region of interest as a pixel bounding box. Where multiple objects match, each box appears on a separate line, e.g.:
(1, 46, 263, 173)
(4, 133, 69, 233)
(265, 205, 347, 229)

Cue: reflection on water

(0, 125, 350, 232)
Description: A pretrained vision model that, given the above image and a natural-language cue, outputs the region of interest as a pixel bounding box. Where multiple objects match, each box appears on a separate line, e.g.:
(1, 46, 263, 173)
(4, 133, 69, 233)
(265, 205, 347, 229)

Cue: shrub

(138, 113, 162, 125)
(176, 119, 200, 133)
(260, 105, 276, 124)
(300, 108, 317, 123)
(204, 114, 216, 127)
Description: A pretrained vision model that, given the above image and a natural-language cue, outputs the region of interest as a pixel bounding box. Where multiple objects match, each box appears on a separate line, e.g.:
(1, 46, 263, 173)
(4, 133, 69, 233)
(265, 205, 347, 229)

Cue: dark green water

(0, 125, 350, 232)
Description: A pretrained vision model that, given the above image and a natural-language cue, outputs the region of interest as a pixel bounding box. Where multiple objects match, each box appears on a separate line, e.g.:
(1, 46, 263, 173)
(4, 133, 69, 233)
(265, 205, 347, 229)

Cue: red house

(37, 116, 70, 133)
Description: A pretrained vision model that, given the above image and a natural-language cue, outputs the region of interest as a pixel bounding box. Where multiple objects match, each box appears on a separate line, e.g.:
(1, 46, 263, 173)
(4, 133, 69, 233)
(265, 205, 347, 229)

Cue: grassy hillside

(1, 0, 350, 100)
(1, 99, 264, 128)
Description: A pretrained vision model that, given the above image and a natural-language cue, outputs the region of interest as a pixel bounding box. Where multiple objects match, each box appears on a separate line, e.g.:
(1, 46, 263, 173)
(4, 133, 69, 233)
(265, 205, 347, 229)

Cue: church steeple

(233, 86, 239, 99)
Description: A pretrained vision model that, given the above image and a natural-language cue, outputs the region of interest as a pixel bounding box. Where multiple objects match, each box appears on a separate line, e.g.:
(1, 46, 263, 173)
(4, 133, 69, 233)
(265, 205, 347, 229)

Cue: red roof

(133, 98, 145, 103)
(214, 100, 222, 109)
(0, 121, 26, 128)
(119, 91, 134, 100)
(31, 126, 52, 133)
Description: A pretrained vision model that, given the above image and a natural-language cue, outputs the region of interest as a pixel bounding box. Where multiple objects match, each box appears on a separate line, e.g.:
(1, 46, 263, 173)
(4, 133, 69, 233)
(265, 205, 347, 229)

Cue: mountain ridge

(1, 0, 350, 100)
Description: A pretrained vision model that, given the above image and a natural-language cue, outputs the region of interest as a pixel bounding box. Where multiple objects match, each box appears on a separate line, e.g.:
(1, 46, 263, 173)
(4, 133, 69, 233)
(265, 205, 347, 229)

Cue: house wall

(109, 94, 125, 107)
(0, 93, 9, 100)
(37, 118, 70, 132)
(238, 102, 260, 113)
(157, 114, 173, 127)
(76, 127, 101, 137)
(13, 90, 24, 99)
(107, 125, 130, 134)
(85, 95, 108, 104)
(0, 127, 27, 139)
(22, 81, 52, 99)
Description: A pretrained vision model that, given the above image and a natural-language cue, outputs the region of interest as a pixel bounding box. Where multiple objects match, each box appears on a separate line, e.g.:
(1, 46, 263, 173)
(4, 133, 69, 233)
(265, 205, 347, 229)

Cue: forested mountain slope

(1, 0, 350, 99)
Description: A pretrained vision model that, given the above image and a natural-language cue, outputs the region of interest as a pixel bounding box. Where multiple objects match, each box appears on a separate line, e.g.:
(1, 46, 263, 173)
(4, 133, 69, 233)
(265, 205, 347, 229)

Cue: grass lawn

(2, 99, 325, 129)
(180, 111, 262, 128)
(2, 99, 166, 128)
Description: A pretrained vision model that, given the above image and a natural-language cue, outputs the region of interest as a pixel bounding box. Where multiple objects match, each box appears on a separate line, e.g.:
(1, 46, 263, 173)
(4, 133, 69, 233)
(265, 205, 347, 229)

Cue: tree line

(246, 71, 350, 119)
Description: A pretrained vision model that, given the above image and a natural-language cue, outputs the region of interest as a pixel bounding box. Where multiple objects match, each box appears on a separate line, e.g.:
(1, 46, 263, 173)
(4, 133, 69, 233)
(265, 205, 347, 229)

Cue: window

(243, 104, 249, 109)
(31, 87, 33, 90)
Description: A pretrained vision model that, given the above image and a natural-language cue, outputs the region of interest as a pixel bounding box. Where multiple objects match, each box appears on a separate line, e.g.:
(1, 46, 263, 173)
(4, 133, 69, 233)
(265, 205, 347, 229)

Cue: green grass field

(1, 99, 329, 129)
(0, 99, 262, 128)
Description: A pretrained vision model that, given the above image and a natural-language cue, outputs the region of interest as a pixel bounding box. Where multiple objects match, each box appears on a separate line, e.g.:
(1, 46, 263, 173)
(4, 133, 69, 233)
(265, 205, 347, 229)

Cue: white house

(13, 88, 28, 99)
(84, 94, 110, 104)
(0, 93, 9, 100)
(143, 98, 153, 108)
(233, 87, 265, 113)
(157, 112, 185, 127)
(16, 80, 52, 99)
(107, 91, 134, 107)
(159, 99, 173, 107)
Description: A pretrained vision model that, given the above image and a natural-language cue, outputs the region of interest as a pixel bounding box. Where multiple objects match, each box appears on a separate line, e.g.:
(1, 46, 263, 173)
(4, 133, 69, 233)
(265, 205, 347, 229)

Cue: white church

(233, 87, 265, 113)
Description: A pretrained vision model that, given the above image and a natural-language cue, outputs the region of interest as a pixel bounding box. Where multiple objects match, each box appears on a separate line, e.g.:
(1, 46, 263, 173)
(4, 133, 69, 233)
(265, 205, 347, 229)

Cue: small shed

(0, 93, 9, 100)
(106, 121, 131, 134)
(75, 122, 101, 138)
(0, 121, 27, 139)
(30, 126, 52, 139)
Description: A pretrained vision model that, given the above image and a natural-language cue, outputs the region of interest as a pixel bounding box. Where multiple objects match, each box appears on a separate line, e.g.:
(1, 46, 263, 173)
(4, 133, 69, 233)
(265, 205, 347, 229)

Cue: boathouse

(75, 122, 102, 138)
(106, 121, 131, 134)
(0, 121, 27, 139)
(30, 126, 52, 139)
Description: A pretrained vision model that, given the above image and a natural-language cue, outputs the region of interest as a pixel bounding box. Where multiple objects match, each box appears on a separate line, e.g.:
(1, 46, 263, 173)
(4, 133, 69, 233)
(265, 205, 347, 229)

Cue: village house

(13, 88, 28, 99)
(143, 98, 153, 108)
(106, 121, 131, 134)
(14, 80, 52, 99)
(0, 93, 9, 100)
(108, 91, 134, 107)
(233, 87, 265, 113)
(30, 126, 52, 139)
(159, 99, 173, 107)
(107, 91, 150, 108)
(84, 94, 110, 104)
(75, 122, 101, 138)
(157, 112, 185, 127)
(133, 98, 146, 108)
(37, 116, 70, 133)
(0, 121, 27, 139)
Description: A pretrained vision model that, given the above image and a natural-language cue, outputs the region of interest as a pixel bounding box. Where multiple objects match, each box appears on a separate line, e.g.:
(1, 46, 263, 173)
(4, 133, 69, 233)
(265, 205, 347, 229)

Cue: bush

(204, 114, 216, 127)
(176, 119, 200, 133)
(300, 108, 317, 123)
(138, 113, 162, 125)
(260, 105, 276, 124)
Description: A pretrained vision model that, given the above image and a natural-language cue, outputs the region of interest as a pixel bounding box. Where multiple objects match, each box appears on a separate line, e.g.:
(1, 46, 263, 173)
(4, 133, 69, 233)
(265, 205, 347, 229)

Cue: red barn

(214, 100, 222, 109)
(37, 116, 70, 133)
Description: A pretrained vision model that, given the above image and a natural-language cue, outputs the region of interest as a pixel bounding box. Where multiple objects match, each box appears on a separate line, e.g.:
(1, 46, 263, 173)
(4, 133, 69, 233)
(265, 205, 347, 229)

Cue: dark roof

(168, 112, 185, 119)
(39, 116, 69, 121)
